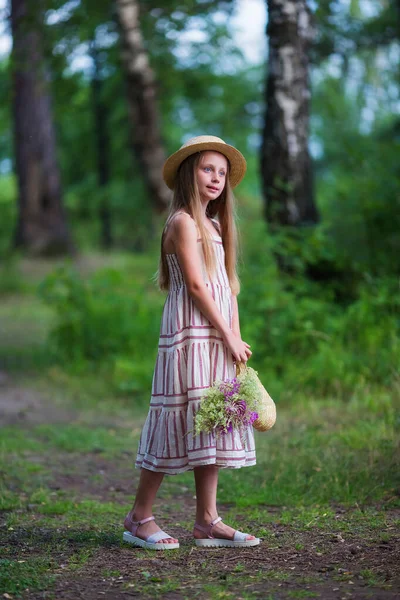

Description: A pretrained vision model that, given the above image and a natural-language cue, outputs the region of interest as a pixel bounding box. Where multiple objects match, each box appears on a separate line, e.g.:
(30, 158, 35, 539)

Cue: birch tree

(116, 0, 170, 212)
(261, 0, 319, 226)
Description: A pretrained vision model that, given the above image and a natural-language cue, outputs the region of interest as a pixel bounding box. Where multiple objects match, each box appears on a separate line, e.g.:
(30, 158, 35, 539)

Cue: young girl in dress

(123, 135, 259, 550)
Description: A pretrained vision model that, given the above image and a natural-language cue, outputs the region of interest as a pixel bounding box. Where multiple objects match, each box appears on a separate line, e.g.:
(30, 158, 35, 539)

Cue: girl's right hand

(223, 331, 252, 364)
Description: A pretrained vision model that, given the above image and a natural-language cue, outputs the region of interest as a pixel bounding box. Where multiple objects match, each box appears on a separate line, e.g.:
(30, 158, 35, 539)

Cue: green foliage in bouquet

(194, 368, 261, 440)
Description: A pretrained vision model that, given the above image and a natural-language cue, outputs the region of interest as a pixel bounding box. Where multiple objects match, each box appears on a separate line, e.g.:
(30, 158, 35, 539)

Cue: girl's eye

(203, 166, 226, 176)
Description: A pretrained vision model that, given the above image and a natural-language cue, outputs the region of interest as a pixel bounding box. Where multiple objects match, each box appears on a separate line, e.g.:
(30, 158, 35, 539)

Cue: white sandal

(194, 516, 260, 548)
(123, 514, 179, 551)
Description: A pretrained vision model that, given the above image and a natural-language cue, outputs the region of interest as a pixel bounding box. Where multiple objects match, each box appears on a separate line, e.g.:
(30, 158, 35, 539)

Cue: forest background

(0, 1, 399, 597)
(1, 0, 398, 397)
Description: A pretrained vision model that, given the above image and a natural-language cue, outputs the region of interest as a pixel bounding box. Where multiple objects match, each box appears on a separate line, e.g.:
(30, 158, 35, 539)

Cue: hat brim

(163, 141, 247, 190)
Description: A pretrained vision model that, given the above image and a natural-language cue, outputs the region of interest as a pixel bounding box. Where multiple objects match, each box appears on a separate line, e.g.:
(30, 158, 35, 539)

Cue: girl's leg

(193, 465, 255, 540)
(194, 465, 219, 525)
(125, 467, 178, 544)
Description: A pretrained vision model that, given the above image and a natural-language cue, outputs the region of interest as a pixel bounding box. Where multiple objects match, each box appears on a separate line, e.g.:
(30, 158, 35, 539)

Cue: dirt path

(1, 377, 399, 599)
(0, 374, 78, 426)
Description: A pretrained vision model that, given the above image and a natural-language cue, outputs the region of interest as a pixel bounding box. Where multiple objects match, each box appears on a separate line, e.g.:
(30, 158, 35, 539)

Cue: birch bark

(261, 0, 319, 226)
(116, 0, 170, 212)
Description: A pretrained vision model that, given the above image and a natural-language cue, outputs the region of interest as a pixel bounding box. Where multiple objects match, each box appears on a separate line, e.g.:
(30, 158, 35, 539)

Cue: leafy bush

(238, 219, 400, 398)
(39, 219, 400, 402)
(0, 174, 17, 256)
(0, 256, 26, 294)
(39, 266, 163, 394)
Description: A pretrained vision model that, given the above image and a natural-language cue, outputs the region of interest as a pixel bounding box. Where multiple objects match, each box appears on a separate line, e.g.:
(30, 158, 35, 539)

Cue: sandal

(123, 514, 179, 551)
(194, 516, 260, 548)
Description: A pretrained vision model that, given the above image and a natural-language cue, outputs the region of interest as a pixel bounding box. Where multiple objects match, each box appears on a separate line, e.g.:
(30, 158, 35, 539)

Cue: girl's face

(196, 151, 228, 202)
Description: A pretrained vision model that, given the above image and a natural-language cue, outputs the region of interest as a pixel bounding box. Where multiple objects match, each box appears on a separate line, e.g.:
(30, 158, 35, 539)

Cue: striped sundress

(135, 216, 256, 475)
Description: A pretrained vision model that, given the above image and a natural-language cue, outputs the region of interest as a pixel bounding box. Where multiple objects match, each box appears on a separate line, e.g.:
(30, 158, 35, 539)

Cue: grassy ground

(0, 255, 399, 599)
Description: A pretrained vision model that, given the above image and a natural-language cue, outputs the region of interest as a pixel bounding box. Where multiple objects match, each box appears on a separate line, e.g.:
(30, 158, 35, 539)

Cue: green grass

(67, 548, 94, 571)
(214, 389, 400, 507)
(1, 422, 139, 457)
(34, 423, 137, 455)
(0, 558, 56, 598)
(1, 386, 398, 514)
(359, 568, 387, 587)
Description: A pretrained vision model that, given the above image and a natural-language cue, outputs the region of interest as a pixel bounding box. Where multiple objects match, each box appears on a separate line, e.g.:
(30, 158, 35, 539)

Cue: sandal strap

(147, 530, 173, 544)
(133, 516, 155, 526)
(194, 516, 222, 539)
(233, 530, 249, 542)
(127, 514, 155, 537)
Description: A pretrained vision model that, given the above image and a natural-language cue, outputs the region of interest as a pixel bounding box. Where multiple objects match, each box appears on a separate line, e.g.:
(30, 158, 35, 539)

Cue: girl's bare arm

(171, 213, 251, 363)
(231, 294, 241, 338)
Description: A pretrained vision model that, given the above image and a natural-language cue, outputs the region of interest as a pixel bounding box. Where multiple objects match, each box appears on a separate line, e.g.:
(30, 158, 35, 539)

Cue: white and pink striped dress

(135, 218, 256, 474)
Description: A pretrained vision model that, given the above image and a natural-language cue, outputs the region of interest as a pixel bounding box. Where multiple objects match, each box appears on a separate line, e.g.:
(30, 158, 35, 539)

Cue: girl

(123, 135, 259, 549)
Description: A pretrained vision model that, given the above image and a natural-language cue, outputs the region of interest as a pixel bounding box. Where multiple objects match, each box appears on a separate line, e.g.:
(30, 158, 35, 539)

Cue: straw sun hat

(163, 135, 247, 190)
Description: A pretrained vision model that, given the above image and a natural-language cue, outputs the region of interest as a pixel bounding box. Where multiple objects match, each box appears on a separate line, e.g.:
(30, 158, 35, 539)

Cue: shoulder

(171, 212, 199, 240)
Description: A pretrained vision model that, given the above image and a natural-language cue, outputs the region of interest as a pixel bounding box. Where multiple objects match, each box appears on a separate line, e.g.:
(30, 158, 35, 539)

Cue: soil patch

(14, 516, 398, 599)
(2, 506, 399, 599)
(0, 378, 77, 426)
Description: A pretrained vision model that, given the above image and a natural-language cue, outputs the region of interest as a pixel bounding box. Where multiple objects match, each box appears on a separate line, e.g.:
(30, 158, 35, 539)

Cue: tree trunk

(261, 0, 318, 226)
(11, 0, 72, 255)
(90, 40, 113, 249)
(115, 0, 170, 212)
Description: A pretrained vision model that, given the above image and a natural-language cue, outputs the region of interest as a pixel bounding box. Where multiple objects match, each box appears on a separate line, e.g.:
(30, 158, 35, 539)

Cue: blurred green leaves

(38, 265, 163, 393)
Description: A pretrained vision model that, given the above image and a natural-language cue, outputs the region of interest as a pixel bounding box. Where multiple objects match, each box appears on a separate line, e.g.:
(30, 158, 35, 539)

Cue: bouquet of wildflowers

(194, 366, 262, 439)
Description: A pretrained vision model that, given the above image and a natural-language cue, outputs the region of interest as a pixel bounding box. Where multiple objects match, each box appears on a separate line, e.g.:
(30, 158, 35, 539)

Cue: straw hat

(163, 135, 247, 190)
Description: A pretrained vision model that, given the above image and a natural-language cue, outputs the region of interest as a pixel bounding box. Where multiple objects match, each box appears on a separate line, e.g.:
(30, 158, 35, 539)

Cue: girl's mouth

(207, 186, 219, 192)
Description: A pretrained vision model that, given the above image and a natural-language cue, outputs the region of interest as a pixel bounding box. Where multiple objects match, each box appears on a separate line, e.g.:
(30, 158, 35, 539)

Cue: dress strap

(210, 217, 221, 236)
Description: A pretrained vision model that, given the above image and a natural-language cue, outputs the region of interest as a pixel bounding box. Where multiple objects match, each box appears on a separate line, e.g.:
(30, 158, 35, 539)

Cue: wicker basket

(236, 361, 276, 432)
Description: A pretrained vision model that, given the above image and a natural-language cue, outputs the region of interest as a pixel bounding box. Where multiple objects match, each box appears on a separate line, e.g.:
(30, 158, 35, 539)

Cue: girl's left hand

(223, 330, 252, 363)
(232, 332, 252, 362)
(241, 340, 252, 362)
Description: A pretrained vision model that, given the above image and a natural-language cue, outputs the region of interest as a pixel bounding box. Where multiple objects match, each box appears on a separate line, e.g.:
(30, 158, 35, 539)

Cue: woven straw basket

(236, 361, 276, 432)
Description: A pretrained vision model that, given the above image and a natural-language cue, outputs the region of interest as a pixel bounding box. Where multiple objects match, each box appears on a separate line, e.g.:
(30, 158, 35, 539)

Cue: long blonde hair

(157, 152, 240, 295)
